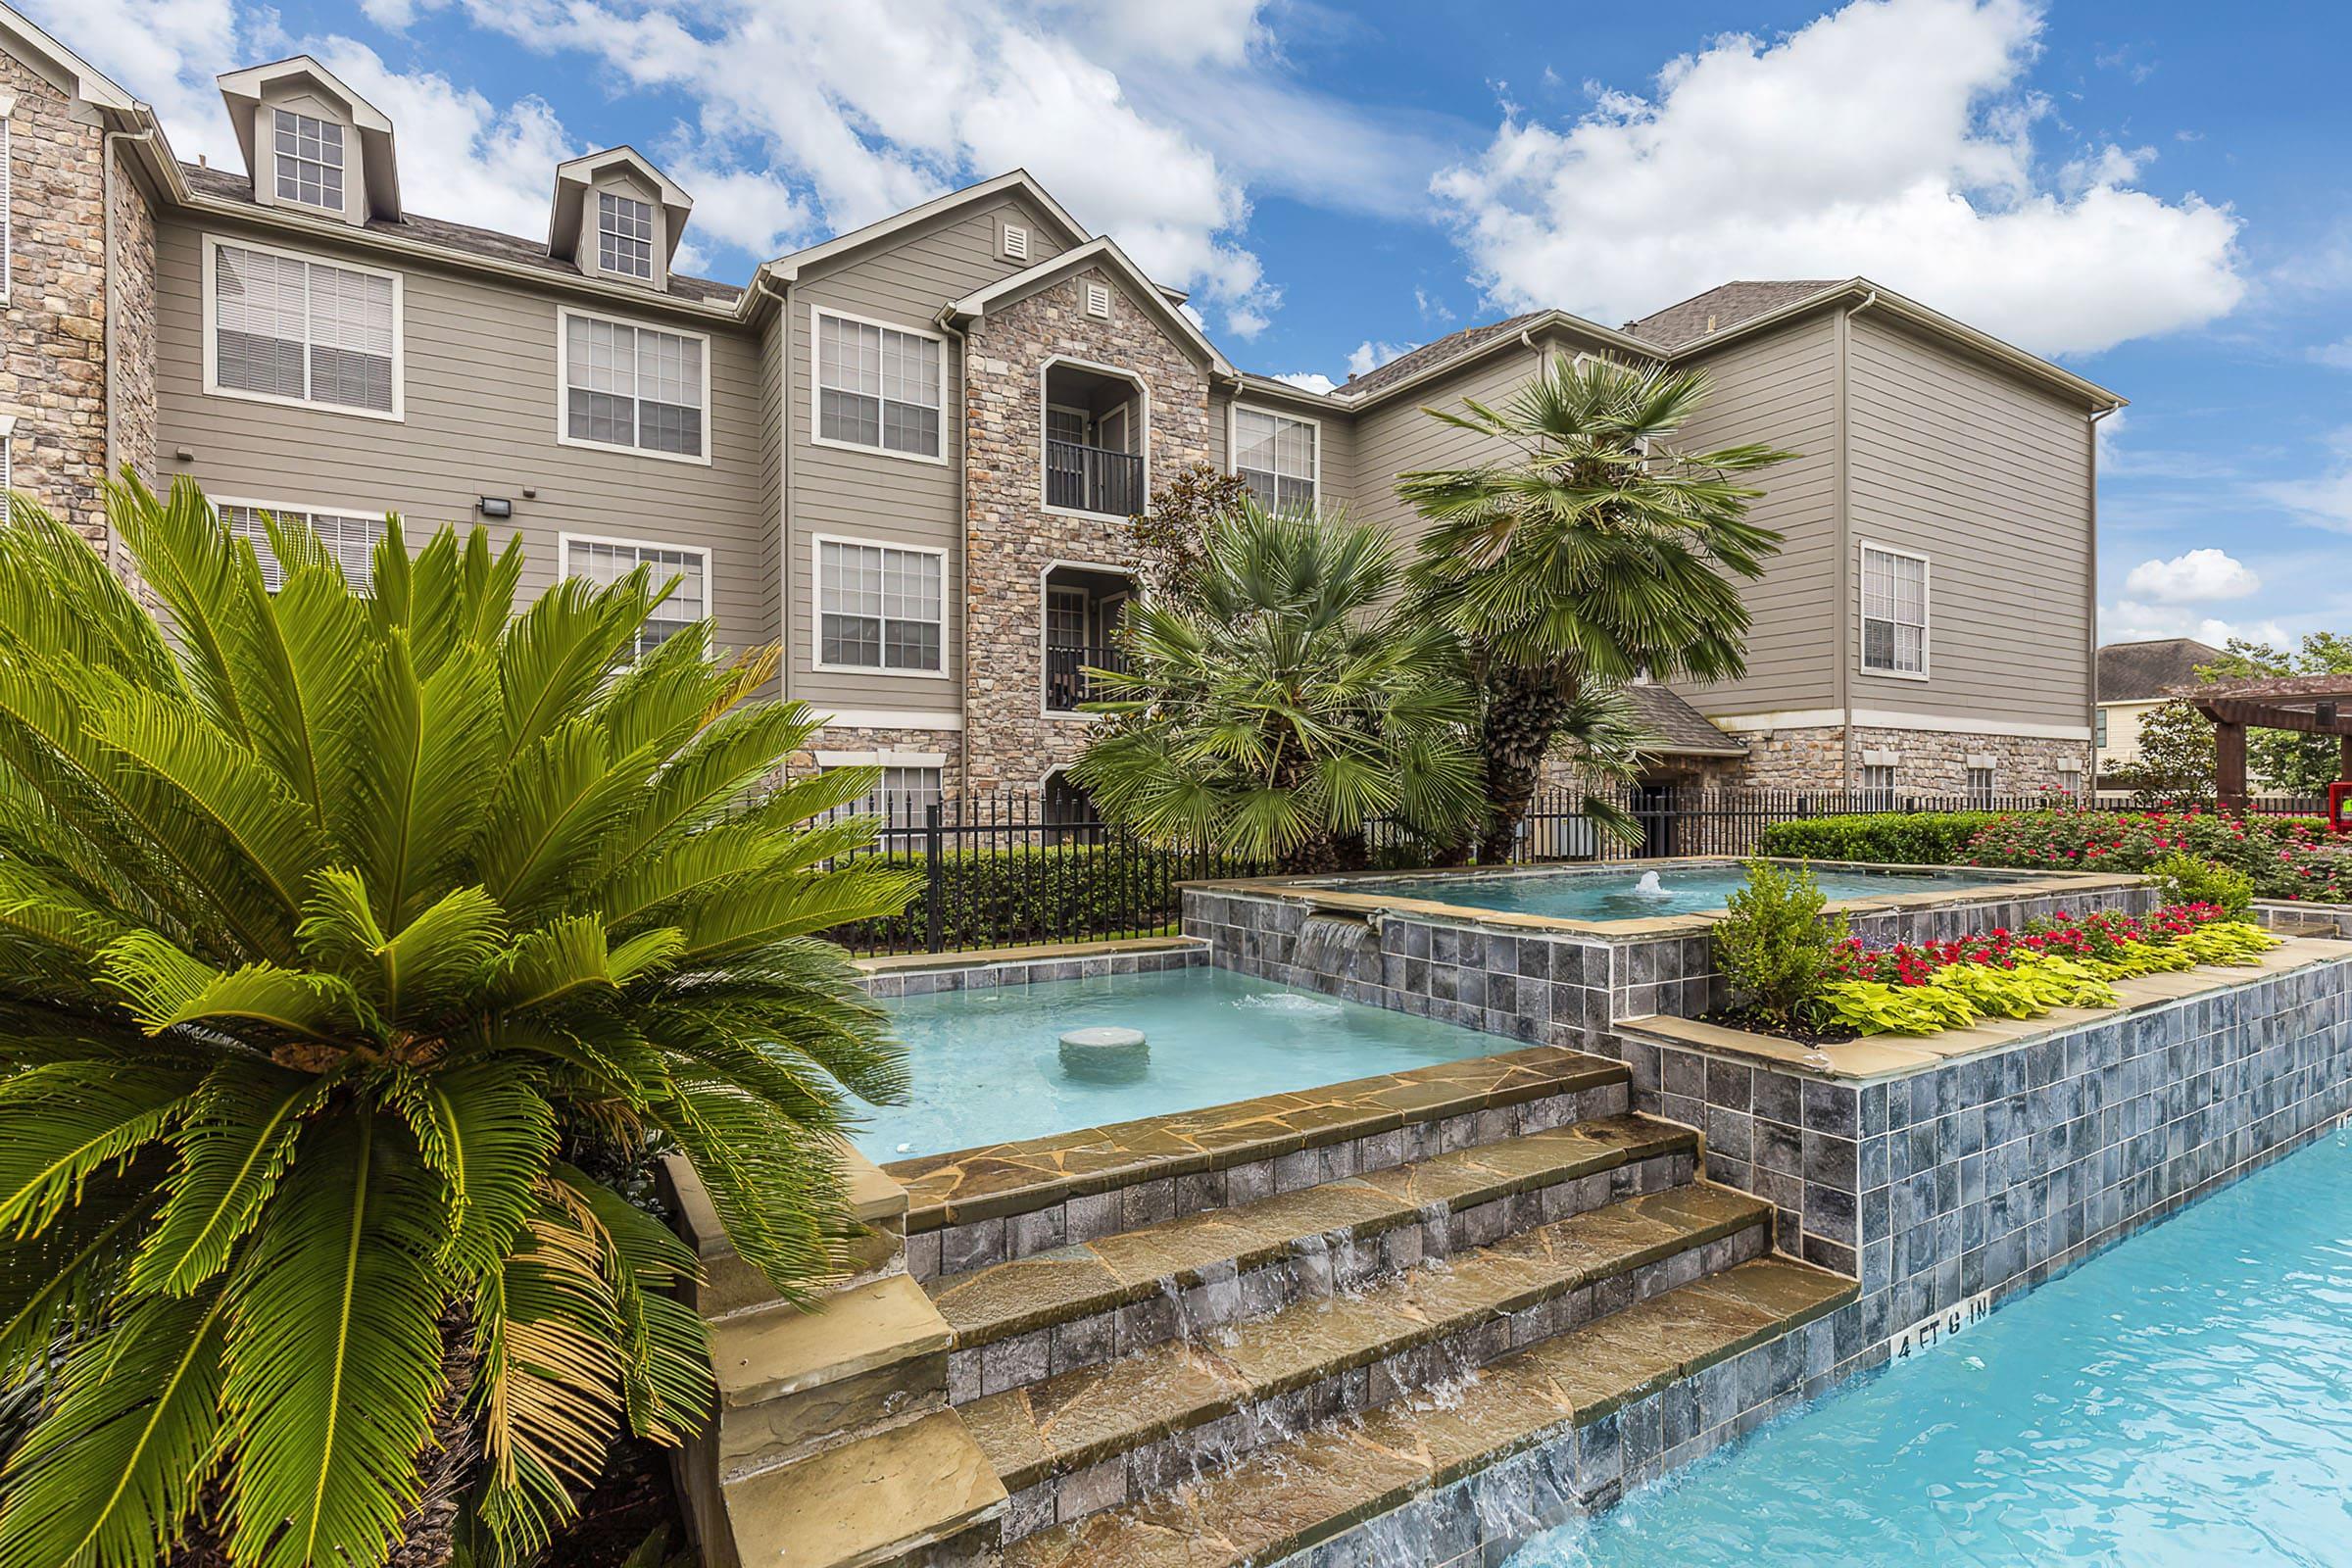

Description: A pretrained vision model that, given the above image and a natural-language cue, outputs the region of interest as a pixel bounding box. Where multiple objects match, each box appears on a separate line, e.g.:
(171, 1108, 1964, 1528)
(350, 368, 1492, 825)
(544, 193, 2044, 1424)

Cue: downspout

(2087, 404, 2119, 788)
(936, 312, 971, 797)
(103, 121, 158, 536)
(753, 270, 791, 698)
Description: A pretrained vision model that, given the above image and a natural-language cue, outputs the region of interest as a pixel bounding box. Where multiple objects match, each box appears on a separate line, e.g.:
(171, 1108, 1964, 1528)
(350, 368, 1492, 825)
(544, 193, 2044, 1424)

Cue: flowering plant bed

(1962, 808, 2349, 903)
(1818, 903, 2280, 1037)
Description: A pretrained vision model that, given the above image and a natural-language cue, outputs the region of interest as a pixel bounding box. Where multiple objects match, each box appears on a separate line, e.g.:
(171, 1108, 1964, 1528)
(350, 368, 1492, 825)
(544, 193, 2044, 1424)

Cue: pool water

(1346, 864, 1993, 922)
(1507, 1124, 2352, 1567)
(856, 966, 1517, 1160)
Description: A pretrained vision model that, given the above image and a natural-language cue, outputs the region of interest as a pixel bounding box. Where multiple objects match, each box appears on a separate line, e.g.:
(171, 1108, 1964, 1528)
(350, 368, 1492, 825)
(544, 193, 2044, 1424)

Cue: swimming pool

(855, 965, 1520, 1159)
(1327, 863, 2002, 922)
(1505, 1123, 2352, 1567)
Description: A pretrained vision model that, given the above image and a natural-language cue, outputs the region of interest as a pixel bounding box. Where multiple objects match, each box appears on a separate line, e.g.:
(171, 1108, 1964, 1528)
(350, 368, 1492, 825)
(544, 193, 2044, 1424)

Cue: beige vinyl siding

(152, 216, 768, 650)
(1844, 313, 2091, 728)
(1670, 312, 1844, 717)
(785, 193, 1073, 711)
(1347, 335, 1552, 554)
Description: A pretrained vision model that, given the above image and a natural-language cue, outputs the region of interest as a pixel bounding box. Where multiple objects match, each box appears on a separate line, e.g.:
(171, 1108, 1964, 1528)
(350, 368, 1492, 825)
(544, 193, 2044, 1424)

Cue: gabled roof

(765, 170, 1089, 283)
(0, 1, 139, 111)
(1625, 282, 1840, 351)
(549, 146, 693, 268)
(1328, 309, 1658, 405)
(941, 236, 1235, 377)
(2098, 638, 2223, 704)
(218, 55, 402, 219)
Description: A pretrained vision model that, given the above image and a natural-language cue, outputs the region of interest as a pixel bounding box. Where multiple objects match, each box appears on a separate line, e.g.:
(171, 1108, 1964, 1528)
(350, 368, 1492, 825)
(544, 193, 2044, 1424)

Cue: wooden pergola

(2174, 674, 2352, 809)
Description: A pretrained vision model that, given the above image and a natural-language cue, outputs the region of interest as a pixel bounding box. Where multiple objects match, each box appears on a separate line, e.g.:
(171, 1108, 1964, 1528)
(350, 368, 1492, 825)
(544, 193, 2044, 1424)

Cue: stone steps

(962, 1181, 1773, 1541)
(929, 1112, 1699, 1400)
(1001, 1256, 1858, 1568)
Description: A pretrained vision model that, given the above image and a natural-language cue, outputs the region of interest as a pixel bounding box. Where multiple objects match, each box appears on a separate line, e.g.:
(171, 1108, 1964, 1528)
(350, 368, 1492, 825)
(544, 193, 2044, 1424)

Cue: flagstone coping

(886, 1046, 1628, 1233)
(720, 1407, 1006, 1568)
(710, 1271, 952, 1412)
(926, 1114, 1697, 1348)
(1000, 1255, 1855, 1568)
(1623, 935, 2352, 1082)
(959, 1182, 1772, 1494)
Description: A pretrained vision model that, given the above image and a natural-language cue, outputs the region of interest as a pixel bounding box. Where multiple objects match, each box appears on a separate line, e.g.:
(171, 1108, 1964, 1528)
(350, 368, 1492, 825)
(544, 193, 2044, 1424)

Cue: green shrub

(2149, 852, 2255, 918)
(1964, 808, 2348, 902)
(1756, 812, 2003, 865)
(826, 842, 1251, 952)
(1712, 858, 1849, 1029)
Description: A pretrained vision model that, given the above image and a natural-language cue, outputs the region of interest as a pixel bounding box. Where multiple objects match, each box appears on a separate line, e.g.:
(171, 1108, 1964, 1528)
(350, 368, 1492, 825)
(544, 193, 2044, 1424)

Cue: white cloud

(2122, 548, 2260, 604)
(18, 0, 248, 169)
(1348, 340, 1413, 377)
(1270, 371, 1339, 394)
(2313, 337, 2352, 370)
(2103, 601, 2286, 647)
(1431, 0, 2245, 357)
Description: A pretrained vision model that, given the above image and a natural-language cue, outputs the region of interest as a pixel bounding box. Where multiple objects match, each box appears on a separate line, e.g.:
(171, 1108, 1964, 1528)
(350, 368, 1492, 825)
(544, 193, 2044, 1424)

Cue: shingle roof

(1621, 281, 1840, 352)
(2096, 638, 2224, 704)
(1626, 684, 1748, 758)
(1335, 313, 1549, 399)
(179, 162, 745, 308)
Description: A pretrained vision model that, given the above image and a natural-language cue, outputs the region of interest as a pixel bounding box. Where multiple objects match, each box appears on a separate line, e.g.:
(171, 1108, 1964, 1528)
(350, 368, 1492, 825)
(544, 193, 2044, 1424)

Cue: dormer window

(272, 108, 345, 212)
(598, 191, 655, 280)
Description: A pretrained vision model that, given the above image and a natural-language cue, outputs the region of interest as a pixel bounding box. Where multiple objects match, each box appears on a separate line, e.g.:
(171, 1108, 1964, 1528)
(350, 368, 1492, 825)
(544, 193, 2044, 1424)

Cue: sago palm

(1072, 500, 1483, 872)
(1400, 355, 1793, 860)
(0, 479, 918, 1568)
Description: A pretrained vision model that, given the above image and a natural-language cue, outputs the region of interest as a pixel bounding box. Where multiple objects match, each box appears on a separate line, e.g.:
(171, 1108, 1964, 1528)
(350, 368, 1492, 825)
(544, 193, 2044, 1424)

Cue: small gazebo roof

(2169, 675, 2352, 807)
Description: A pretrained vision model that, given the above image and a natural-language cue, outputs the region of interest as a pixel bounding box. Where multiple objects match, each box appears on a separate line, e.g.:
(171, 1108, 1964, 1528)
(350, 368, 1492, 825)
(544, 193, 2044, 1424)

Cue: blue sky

(35, 0, 2352, 648)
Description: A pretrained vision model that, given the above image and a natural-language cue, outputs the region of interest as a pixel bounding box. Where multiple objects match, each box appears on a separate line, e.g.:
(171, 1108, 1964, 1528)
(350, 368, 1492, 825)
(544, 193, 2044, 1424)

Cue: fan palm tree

(1072, 500, 1483, 872)
(1400, 355, 1794, 861)
(0, 478, 918, 1568)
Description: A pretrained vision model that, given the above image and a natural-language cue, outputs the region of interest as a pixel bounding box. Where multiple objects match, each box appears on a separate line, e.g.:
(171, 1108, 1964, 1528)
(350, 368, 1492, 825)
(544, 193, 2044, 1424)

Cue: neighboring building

(1, 4, 2118, 807)
(2095, 637, 2222, 777)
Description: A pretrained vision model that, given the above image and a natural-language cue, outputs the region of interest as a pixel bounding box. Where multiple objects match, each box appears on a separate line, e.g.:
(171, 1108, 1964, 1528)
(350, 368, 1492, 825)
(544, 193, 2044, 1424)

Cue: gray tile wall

(857, 942, 1205, 999)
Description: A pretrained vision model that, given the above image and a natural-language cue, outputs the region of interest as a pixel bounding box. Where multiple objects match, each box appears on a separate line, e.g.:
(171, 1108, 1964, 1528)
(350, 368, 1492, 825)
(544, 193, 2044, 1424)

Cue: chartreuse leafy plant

(0, 480, 918, 1568)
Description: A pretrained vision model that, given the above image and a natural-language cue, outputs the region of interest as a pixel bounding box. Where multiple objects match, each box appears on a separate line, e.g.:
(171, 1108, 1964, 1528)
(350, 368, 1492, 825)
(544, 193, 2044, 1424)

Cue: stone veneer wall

(959, 270, 1211, 792)
(2, 47, 149, 552)
(1280, 954, 2352, 1568)
(1183, 877, 2155, 1051)
(1714, 723, 2091, 794)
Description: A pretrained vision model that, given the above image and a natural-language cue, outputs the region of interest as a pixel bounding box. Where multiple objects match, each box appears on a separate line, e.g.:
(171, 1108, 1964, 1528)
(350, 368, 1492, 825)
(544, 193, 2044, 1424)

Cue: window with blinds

(272, 109, 346, 211)
(210, 240, 399, 416)
(0, 419, 14, 527)
(1861, 546, 1930, 676)
(1233, 407, 1318, 514)
(563, 537, 709, 660)
(817, 538, 944, 672)
(1, 115, 12, 305)
(562, 311, 707, 460)
(597, 190, 655, 279)
(220, 503, 386, 591)
(814, 311, 943, 460)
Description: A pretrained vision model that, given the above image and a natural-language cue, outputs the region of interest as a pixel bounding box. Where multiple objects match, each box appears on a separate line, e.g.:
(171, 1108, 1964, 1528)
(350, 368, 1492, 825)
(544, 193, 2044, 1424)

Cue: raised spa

(852, 965, 1521, 1159)
(1309, 860, 2006, 923)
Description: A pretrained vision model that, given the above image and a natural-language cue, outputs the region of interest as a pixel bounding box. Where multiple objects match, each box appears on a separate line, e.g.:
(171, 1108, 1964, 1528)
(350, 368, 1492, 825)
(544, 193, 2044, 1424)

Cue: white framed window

(559, 309, 710, 463)
(1860, 544, 1929, 678)
(220, 501, 386, 590)
(272, 108, 346, 212)
(848, 764, 943, 830)
(0, 415, 14, 526)
(811, 308, 946, 464)
(597, 190, 655, 279)
(1860, 762, 1897, 807)
(815, 536, 946, 675)
(561, 534, 710, 661)
(1967, 765, 1996, 805)
(204, 236, 402, 419)
(1232, 406, 1319, 514)
(2094, 710, 2109, 749)
(1, 106, 13, 306)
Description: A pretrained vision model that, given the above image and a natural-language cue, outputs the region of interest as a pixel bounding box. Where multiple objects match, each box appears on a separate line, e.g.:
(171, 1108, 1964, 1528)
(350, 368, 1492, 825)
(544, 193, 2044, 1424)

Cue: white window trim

(202, 232, 406, 422)
(1038, 557, 1139, 722)
(559, 532, 714, 643)
(215, 495, 390, 588)
(270, 107, 347, 216)
(596, 189, 657, 282)
(1227, 402, 1323, 514)
(809, 531, 952, 681)
(1, 98, 14, 307)
(0, 413, 15, 525)
(555, 307, 714, 467)
(1857, 540, 1931, 683)
(807, 304, 951, 468)
(1037, 356, 1151, 522)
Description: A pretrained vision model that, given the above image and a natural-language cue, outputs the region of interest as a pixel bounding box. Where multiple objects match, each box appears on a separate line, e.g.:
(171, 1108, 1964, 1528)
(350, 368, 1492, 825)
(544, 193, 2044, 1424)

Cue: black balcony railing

(1046, 438, 1145, 516)
(1046, 642, 1127, 710)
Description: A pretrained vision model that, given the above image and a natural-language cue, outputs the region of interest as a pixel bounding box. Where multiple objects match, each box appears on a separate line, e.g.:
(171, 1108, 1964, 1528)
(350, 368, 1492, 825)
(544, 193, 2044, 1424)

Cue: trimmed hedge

(1755, 812, 2001, 866)
(826, 841, 1253, 954)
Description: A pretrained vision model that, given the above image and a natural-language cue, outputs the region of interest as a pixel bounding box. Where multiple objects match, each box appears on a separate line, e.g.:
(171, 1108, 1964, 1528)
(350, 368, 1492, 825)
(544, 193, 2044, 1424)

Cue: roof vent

(1705, 314, 1718, 333)
(1004, 222, 1029, 261)
(1084, 280, 1111, 318)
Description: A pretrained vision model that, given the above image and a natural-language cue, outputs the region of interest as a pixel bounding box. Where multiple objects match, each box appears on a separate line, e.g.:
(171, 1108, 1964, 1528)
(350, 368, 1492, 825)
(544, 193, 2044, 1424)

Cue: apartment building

(2, 5, 2118, 809)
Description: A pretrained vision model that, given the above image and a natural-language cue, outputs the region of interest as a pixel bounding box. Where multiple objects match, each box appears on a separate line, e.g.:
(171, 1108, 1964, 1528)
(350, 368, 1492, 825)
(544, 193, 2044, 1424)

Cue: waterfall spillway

(1296, 909, 1380, 975)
